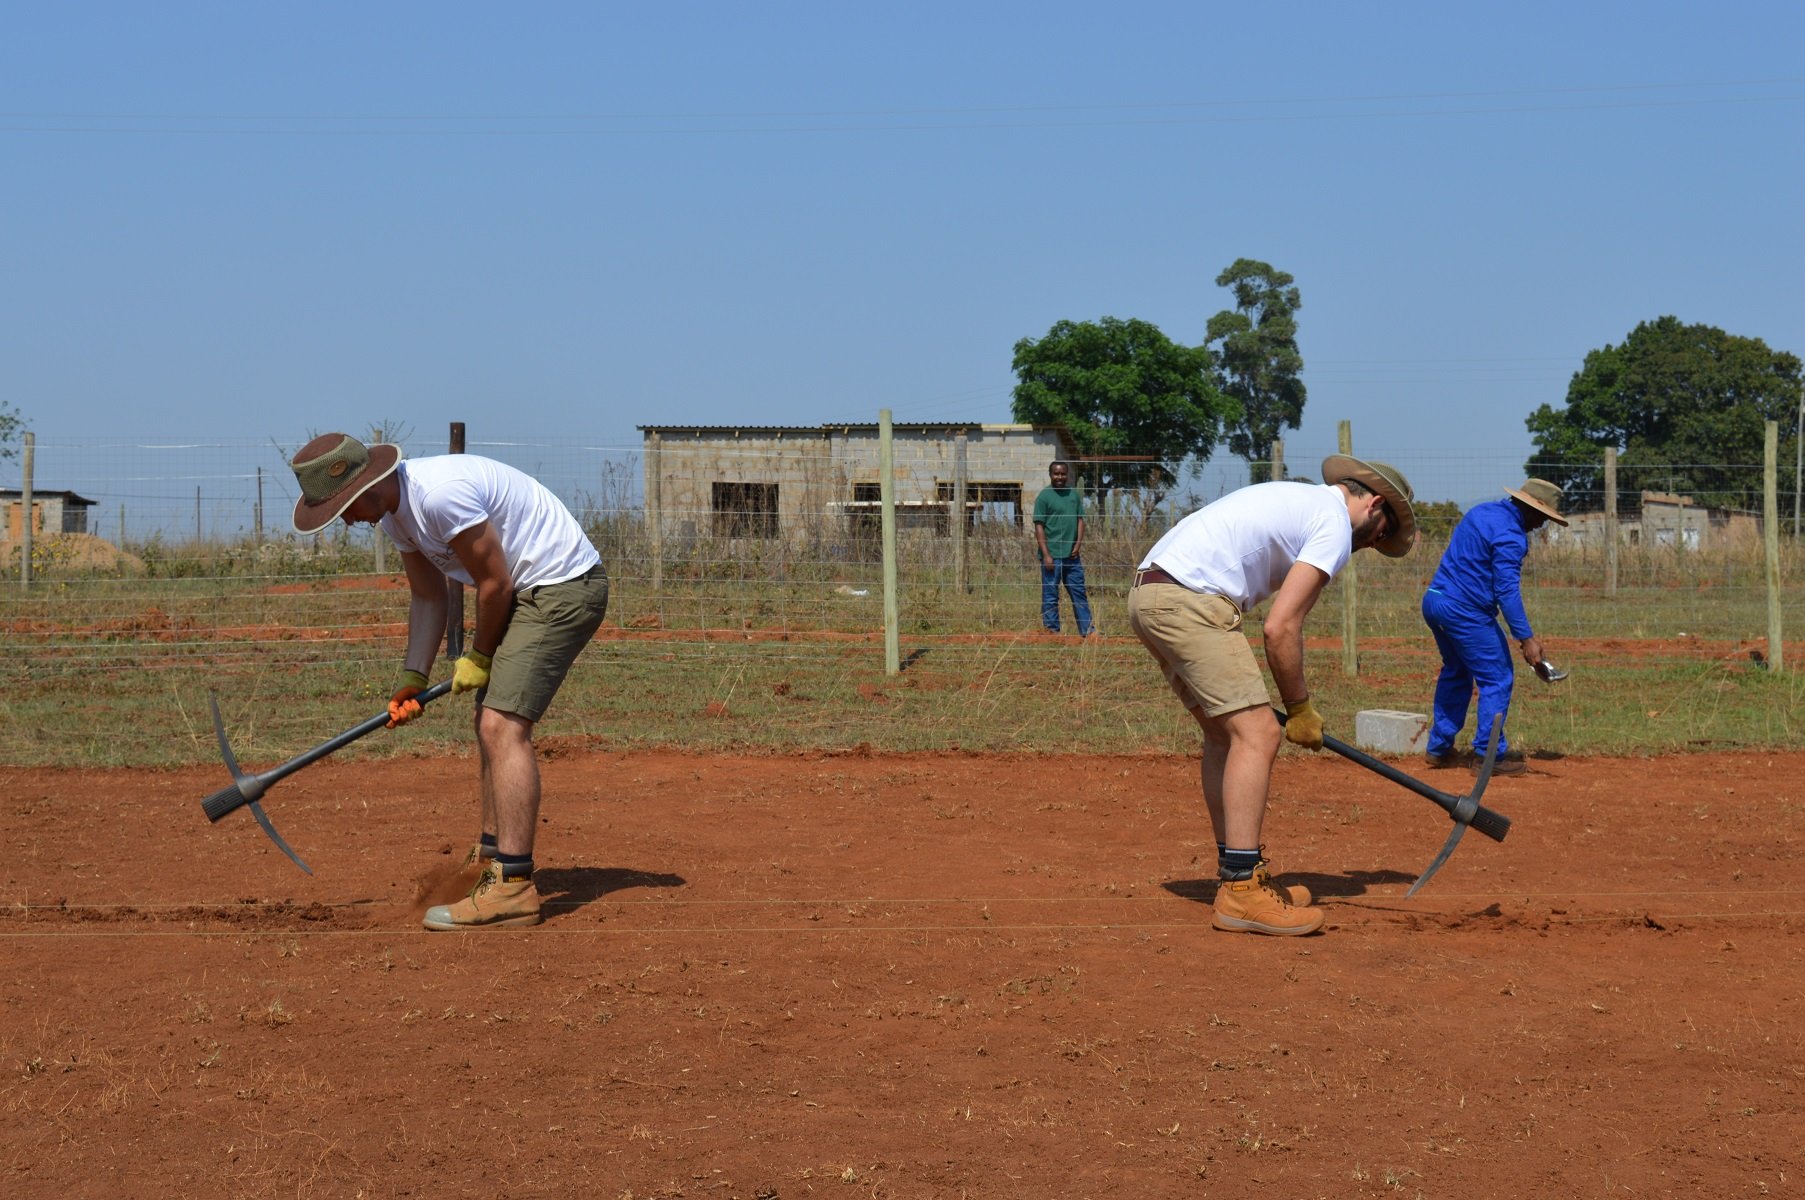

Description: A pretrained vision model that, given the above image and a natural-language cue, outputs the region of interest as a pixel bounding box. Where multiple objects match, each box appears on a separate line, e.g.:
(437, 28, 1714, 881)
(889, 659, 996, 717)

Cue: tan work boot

(1267, 873, 1311, 907)
(423, 861, 543, 931)
(1215, 875, 1311, 905)
(1211, 866, 1325, 936)
(445, 841, 495, 899)
(445, 841, 493, 884)
(1245, 846, 1310, 905)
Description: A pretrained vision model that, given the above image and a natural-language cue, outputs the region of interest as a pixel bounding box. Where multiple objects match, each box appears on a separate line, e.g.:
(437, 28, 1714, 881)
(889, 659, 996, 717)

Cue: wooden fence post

(1604, 447, 1618, 597)
(953, 431, 968, 595)
(646, 431, 664, 598)
(880, 410, 899, 675)
(19, 432, 34, 588)
(1338, 420, 1357, 677)
(446, 422, 466, 659)
(1765, 421, 1784, 672)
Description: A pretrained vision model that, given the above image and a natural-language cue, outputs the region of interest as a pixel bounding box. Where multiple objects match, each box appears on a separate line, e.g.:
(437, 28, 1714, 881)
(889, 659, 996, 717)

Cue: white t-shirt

(1139, 481, 1352, 610)
(382, 455, 600, 590)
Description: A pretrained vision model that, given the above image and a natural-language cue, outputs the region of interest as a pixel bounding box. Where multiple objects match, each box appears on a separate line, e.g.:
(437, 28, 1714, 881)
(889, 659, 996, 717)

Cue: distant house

(1550, 490, 1760, 550)
(638, 422, 1083, 545)
(2, 488, 96, 544)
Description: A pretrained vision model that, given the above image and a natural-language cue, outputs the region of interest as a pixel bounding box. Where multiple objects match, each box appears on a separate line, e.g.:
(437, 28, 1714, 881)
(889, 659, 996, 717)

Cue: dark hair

(1339, 477, 1397, 531)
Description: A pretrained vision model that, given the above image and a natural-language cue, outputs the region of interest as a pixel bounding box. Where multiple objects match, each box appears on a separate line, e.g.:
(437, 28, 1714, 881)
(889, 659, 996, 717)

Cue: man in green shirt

(1033, 460, 1094, 636)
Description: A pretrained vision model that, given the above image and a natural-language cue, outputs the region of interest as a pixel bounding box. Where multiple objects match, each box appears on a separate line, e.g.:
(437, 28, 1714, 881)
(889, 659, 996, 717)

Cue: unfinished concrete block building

(639, 422, 1082, 548)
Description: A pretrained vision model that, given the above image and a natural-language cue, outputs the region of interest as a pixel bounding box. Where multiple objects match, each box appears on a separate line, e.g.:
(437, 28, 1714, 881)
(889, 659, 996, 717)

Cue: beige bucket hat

(1505, 478, 1569, 526)
(1319, 454, 1418, 557)
(290, 433, 403, 534)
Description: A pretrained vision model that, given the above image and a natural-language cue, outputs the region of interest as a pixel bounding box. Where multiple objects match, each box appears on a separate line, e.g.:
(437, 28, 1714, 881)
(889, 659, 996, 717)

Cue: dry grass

(4, 526, 1803, 767)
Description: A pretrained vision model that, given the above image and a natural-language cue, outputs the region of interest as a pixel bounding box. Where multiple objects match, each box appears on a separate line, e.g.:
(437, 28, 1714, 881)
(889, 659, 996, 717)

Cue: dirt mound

(4, 532, 146, 576)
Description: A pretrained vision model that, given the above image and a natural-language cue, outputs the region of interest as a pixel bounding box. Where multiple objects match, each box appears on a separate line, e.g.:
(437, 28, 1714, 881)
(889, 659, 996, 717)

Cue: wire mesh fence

(3, 430, 1800, 766)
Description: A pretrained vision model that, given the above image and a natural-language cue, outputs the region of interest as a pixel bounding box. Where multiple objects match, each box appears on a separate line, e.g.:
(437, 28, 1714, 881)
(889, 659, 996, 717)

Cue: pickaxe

(1276, 709, 1512, 896)
(199, 680, 455, 874)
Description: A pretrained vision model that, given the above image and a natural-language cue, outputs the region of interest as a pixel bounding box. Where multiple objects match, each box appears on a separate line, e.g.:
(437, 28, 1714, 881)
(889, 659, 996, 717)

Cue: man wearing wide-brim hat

(290, 432, 611, 930)
(1127, 454, 1418, 937)
(1420, 478, 1568, 777)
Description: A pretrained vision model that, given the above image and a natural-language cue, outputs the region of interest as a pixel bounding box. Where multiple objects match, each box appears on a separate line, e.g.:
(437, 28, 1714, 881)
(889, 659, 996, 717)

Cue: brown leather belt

(1133, 564, 1183, 588)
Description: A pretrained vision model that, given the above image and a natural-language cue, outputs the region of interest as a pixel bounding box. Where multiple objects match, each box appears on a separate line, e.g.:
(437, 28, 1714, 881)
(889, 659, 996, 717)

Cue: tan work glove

(387, 669, 430, 728)
(1283, 697, 1324, 750)
(452, 650, 493, 694)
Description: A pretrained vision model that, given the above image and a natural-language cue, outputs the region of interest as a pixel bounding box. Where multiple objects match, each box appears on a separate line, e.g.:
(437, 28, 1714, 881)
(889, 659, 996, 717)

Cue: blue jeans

(1041, 557, 1093, 635)
(1421, 588, 1515, 758)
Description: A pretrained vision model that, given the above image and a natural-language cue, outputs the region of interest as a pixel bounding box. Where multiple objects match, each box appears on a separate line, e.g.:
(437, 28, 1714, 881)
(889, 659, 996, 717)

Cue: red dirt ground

(3, 748, 1800, 1198)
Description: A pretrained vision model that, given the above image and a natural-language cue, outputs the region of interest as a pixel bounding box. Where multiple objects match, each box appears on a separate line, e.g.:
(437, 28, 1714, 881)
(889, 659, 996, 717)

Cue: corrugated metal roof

(636, 422, 1083, 454)
(636, 422, 1042, 433)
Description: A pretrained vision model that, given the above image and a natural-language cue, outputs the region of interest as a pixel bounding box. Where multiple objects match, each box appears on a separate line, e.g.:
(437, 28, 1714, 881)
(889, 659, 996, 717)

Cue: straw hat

(1319, 454, 1417, 558)
(290, 433, 402, 534)
(1505, 478, 1568, 526)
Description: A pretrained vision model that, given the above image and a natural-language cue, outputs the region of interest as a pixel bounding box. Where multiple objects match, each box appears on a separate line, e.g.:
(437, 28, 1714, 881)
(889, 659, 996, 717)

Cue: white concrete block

(1354, 709, 1430, 754)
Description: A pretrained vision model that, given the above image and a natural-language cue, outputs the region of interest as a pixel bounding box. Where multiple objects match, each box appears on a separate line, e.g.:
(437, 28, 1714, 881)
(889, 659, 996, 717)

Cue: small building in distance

(1550, 490, 1760, 550)
(638, 422, 1082, 547)
(2, 488, 97, 545)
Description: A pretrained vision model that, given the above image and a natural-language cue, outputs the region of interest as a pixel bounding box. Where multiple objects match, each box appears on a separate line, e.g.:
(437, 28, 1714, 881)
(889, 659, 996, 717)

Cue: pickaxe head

(1404, 714, 1510, 897)
(1289, 706, 1512, 897)
(200, 692, 313, 875)
(198, 678, 454, 877)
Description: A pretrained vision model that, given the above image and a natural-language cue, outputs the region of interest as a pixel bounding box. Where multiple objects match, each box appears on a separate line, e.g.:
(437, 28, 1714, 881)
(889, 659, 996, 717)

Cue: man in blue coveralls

(1420, 479, 1567, 775)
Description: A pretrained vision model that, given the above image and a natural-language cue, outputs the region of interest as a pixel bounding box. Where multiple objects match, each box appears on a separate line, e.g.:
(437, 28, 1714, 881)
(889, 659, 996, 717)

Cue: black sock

(1218, 846, 1262, 882)
(478, 833, 499, 858)
(496, 852, 533, 882)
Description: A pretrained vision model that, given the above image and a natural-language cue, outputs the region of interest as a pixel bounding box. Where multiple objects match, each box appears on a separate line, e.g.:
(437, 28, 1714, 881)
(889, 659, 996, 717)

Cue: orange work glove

(387, 670, 430, 728)
(1283, 697, 1324, 750)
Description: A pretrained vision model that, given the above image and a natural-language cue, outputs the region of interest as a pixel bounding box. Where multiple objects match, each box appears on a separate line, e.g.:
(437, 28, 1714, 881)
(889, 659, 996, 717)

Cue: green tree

(0, 401, 21, 461)
(1205, 259, 1306, 484)
(1413, 499, 1464, 542)
(1525, 317, 1803, 513)
(1011, 317, 1231, 502)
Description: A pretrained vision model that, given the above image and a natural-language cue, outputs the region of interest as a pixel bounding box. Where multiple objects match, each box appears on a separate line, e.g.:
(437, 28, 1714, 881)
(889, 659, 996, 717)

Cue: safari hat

(1319, 454, 1418, 557)
(290, 433, 402, 534)
(1505, 478, 1569, 526)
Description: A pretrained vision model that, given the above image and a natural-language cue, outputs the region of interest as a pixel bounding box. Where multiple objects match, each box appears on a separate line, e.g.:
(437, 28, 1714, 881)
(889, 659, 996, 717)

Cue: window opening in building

(712, 481, 779, 538)
(937, 481, 1023, 531)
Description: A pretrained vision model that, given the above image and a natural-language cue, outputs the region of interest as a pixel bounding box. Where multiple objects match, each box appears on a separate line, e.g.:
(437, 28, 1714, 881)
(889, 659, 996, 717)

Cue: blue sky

(4, 1, 1802, 506)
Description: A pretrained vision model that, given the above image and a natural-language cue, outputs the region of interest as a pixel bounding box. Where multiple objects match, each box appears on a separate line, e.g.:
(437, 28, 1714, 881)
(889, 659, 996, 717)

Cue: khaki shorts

(481, 565, 610, 721)
(1127, 582, 1272, 718)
